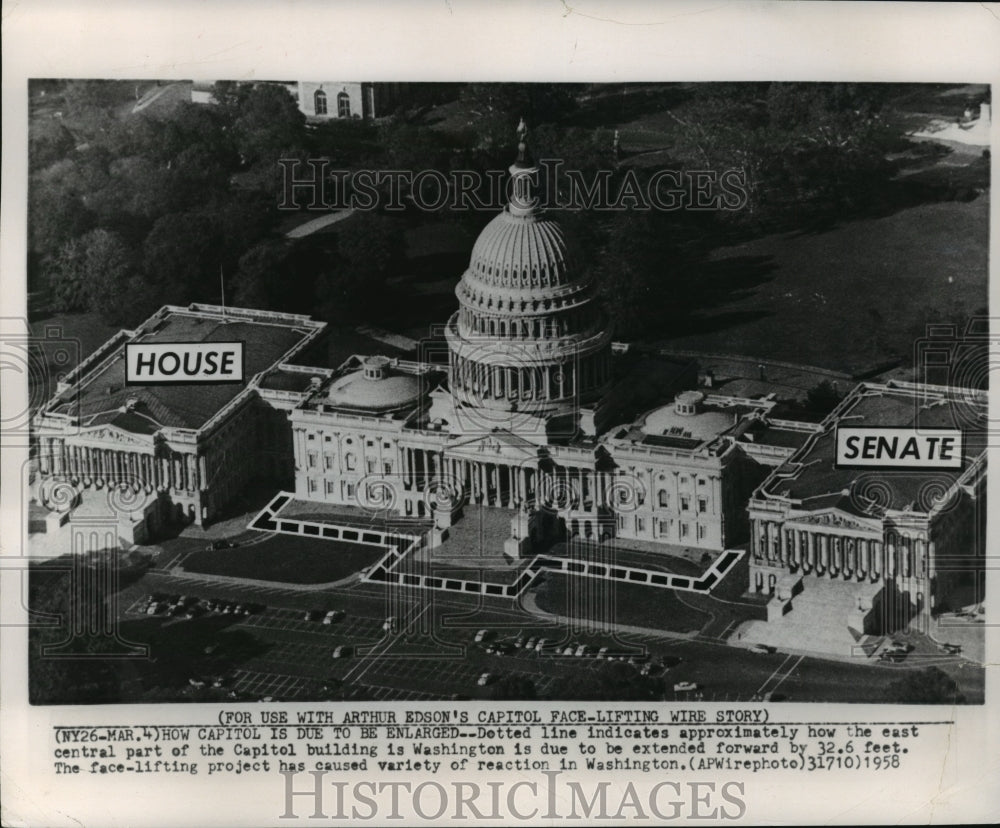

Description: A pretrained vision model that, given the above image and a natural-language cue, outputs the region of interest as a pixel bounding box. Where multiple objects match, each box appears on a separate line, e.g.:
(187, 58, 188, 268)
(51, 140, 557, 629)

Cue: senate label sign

(835, 427, 963, 470)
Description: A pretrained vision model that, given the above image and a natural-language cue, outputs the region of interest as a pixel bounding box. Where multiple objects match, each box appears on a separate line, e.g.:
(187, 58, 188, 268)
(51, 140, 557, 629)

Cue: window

(698, 477, 707, 486)
(367, 458, 377, 474)
(383, 462, 392, 475)
(681, 522, 689, 538)
(658, 490, 669, 508)
(366, 440, 374, 448)
(636, 517, 645, 532)
(345, 482, 355, 498)
(308, 478, 317, 493)
(325, 455, 335, 470)
(658, 519, 671, 535)
(324, 435, 332, 443)
(307, 453, 317, 468)
(337, 92, 351, 118)
(345, 453, 356, 471)
(325, 481, 336, 495)
(698, 498, 707, 513)
(308, 433, 316, 441)
(314, 89, 328, 115)
(697, 524, 705, 540)
(680, 496, 690, 512)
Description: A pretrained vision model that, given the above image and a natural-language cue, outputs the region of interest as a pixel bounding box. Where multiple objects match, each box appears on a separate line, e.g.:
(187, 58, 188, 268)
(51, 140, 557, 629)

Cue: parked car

(383, 617, 398, 633)
(474, 629, 492, 643)
(477, 672, 497, 686)
(749, 644, 773, 654)
(524, 637, 538, 651)
(206, 539, 236, 551)
(490, 642, 513, 656)
(673, 681, 698, 692)
(323, 610, 345, 625)
(575, 644, 591, 658)
(332, 645, 352, 659)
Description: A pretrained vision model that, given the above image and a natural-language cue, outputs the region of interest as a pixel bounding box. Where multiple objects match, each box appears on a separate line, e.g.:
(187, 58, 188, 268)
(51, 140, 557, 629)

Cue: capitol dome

(445, 121, 613, 419)
(467, 209, 575, 292)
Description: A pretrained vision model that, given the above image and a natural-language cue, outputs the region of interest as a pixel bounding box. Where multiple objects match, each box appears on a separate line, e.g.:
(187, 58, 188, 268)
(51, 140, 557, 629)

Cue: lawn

(181, 535, 388, 584)
(533, 573, 711, 634)
(655, 196, 988, 372)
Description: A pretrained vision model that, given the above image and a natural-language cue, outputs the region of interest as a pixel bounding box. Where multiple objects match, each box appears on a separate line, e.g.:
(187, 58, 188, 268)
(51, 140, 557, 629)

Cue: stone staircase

(735, 576, 885, 658)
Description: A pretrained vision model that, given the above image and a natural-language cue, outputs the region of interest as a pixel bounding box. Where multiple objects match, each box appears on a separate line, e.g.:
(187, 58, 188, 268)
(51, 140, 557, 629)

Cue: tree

(590, 207, 708, 338)
(142, 212, 222, 305)
(230, 83, 307, 166)
(884, 667, 965, 704)
(47, 236, 91, 312)
(79, 229, 139, 323)
(805, 380, 845, 414)
(315, 214, 406, 323)
(232, 241, 293, 310)
(29, 119, 76, 170)
(663, 82, 902, 229)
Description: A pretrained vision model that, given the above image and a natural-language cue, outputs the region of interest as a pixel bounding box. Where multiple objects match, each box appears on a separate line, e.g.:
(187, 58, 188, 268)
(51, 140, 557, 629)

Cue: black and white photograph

(22, 76, 989, 705)
(2, 3, 998, 826)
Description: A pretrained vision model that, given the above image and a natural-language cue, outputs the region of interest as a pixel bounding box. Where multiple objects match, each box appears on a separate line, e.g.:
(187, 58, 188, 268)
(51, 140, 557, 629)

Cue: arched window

(337, 91, 351, 118)
(314, 89, 328, 116)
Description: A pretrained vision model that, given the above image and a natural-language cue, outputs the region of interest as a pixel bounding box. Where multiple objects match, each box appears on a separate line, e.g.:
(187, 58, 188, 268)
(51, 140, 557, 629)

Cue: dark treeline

(29, 81, 986, 338)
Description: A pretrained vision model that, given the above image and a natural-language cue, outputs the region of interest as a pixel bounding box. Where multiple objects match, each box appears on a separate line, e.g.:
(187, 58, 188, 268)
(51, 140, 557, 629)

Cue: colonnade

(400, 446, 619, 515)
(752, 518, 930, 583)
(37, 437, 205, 493)
(450, 352, 610, 402)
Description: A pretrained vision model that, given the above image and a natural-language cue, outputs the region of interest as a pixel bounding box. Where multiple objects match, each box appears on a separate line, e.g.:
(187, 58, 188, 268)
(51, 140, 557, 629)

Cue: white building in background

(191, 80, 395, 120)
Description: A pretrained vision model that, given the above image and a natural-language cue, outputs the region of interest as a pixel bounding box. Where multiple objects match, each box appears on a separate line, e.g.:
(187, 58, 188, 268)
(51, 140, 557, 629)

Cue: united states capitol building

(31, 133, 986, 645)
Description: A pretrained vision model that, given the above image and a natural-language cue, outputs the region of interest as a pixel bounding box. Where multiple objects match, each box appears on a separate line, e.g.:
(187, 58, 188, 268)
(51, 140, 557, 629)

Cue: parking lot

(109, 561, 985, 705)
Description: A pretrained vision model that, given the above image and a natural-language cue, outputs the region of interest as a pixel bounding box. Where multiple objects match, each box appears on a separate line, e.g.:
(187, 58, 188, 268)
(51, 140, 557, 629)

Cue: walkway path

(284, 209, 355, 239)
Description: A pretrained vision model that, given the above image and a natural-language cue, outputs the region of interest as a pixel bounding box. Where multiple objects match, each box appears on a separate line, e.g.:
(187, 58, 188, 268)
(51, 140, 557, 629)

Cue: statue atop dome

(515, 117, 532, 168)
